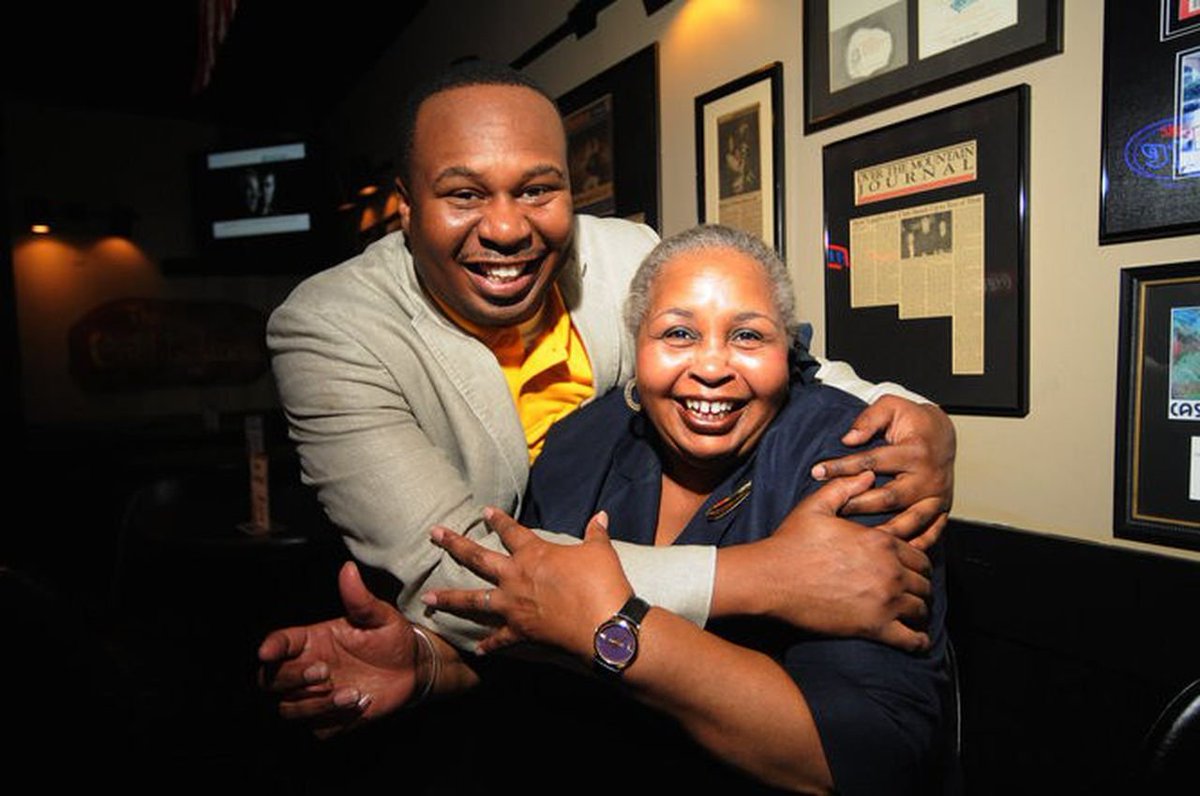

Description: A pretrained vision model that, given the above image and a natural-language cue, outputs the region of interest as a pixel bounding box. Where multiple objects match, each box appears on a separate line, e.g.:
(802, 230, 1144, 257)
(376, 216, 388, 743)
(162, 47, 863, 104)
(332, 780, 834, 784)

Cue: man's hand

(257, 561, 424, 739)
(812, 395, 955, 550)
(716, 473, 934, 652)
(423, 508, 631, 658)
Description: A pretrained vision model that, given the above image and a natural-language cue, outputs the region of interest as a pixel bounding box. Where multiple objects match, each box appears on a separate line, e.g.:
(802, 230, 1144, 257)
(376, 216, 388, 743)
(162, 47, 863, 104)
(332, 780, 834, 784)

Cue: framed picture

(694, 62, 785, 255)
(1099, 1, 1200, 244)
(822, 85, 1029, 416)
(1115, 261, 1200, 551)
(557, 43, 660, 231)
(803, 0, 1061, 134)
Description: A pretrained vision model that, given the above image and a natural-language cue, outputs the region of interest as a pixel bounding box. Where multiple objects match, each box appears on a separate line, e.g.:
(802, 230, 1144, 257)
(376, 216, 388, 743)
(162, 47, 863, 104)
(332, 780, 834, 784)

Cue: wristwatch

(592, 595, 650, 678)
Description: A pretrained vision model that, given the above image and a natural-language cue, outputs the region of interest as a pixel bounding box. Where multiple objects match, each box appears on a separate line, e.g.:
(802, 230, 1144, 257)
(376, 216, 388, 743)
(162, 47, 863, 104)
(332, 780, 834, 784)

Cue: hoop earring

(623, 379, 642, 413)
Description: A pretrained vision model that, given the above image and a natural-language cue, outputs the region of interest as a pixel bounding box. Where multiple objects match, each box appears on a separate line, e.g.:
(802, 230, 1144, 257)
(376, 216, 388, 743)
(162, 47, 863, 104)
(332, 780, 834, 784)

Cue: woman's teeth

(685, 399, 734, 416)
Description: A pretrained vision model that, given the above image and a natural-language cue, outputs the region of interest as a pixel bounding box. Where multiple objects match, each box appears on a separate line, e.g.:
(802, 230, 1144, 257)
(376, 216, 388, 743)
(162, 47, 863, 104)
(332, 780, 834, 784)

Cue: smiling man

(263, 61, 954, 679)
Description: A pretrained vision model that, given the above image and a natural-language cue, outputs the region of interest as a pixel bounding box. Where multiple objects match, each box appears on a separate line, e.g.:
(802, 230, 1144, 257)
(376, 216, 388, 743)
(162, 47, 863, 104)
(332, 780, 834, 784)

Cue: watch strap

(616, 595, 650, 625)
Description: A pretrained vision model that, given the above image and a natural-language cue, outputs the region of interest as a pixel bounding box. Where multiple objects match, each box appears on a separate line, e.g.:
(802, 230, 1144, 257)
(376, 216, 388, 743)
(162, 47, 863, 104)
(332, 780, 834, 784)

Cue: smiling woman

(427, 224, 951, 794)
(629, 233, 793, 544)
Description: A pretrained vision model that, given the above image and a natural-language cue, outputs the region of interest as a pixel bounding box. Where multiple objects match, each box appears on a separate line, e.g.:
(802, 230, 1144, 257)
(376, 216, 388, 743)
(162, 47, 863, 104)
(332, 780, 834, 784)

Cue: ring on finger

(483, 589, 493, 610)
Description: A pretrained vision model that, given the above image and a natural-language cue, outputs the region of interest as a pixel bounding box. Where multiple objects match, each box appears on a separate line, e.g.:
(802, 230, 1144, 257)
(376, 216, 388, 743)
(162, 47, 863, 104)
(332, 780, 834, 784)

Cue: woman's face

(635, 246, 790, 474)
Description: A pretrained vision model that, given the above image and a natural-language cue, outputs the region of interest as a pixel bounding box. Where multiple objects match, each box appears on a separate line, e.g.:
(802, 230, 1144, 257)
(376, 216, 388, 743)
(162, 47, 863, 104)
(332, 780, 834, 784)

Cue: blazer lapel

(398, 249, 528, 500)
(560, 220, 626, 402)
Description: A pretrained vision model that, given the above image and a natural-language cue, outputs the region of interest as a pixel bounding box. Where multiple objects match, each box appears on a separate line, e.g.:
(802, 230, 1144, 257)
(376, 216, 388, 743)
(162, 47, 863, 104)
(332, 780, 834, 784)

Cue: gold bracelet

(410, 625, 440, 705)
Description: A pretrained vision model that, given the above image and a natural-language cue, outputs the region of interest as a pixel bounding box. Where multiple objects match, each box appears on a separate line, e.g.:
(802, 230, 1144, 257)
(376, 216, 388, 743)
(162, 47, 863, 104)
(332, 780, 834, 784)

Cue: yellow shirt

(433, 286, 595, 462)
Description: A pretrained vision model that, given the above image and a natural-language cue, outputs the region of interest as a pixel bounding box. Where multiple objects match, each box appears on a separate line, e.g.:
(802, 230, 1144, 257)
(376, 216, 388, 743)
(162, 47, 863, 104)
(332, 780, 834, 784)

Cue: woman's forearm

(618, 608, 834, 794)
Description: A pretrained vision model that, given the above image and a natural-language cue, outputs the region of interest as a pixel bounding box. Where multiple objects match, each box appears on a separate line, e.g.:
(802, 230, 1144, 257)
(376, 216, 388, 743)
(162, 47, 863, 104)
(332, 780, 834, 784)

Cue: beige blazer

(268, 216, 715, 645)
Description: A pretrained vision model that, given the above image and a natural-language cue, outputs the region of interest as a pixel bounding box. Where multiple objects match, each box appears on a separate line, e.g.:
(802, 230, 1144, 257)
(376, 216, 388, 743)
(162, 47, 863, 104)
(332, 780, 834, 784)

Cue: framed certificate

(1115, 261, 1200, 551)
(694, 62, 785, 255)
(803, 0, 1061, 133)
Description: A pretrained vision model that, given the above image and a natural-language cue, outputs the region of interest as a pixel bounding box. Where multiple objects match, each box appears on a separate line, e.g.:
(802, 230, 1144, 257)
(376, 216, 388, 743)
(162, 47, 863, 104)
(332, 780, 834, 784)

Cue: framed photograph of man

(1099, 1, 1200, 243)
(1114, 260, 1200, 551)
(822, 85, 1029, 416)
(803, 0, 1062, 133)
(695, 62, 785, 255)
(557, 43, 660, 231)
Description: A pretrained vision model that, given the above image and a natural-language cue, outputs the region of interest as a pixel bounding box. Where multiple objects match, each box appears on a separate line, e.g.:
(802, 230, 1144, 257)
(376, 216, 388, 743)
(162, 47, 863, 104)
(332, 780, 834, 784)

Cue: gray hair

(623, 224, 799, 343)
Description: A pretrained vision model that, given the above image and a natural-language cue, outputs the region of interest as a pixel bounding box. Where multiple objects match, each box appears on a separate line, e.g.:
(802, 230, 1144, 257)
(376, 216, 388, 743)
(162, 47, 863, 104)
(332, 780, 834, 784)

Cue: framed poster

(695, 62, 785, 255)
(557, 43, 660, 231)
(1099, 1, 1200, 244)
(822, 85, 1029, 416)
(803, 0, 1061, 133)
(1114, 261, 1200, 551)
(564, 94, 616, 218)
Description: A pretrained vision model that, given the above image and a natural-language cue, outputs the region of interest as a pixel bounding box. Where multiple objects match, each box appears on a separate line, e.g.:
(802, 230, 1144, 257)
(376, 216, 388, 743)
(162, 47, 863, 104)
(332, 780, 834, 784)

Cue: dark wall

(945, 520, 1200, 796)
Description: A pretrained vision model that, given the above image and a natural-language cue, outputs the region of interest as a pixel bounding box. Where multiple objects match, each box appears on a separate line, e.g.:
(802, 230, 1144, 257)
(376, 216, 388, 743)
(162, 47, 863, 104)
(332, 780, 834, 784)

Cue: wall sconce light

(21, 197, 137, 238)
(337, 160, 395, 213)
(24, 196, 53, 234)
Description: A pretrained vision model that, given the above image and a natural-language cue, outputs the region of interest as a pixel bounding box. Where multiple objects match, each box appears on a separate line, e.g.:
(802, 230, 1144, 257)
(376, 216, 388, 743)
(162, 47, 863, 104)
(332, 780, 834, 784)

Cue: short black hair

(396, 59, 558, 185)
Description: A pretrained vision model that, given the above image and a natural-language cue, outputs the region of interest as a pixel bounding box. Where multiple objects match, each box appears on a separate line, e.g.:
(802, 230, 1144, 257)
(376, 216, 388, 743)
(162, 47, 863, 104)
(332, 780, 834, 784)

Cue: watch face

(595, 619, 637, 668)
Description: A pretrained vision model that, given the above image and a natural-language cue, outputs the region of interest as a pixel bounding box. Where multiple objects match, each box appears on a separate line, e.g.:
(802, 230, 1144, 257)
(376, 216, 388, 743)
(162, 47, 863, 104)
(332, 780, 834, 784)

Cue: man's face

(243, 171, 261, 210)
(261, 173, 276, 210)
(397, 84, 574, 328)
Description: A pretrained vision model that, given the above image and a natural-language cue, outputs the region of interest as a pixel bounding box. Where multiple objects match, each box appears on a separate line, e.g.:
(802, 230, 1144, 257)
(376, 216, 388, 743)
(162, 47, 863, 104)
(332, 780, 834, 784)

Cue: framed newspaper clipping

(1099, 1, 1200, 244)
(558, 43, 660, 231)
(822, 85, 1029, 416)
(803, 0, 1061, 133)
(695, 62, 785, 256)
(1114, 261, 1200, 551)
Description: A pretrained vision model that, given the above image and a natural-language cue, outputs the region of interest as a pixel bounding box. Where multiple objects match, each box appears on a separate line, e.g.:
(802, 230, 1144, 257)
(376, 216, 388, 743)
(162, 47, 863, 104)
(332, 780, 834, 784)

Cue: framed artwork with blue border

(1115, 260, 1200, 551)
(1100, 0, 1200, 243)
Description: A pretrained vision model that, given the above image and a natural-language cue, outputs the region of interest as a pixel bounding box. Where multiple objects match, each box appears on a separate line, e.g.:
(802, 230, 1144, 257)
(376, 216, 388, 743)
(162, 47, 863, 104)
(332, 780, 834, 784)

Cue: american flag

(192, 0, 239, 94)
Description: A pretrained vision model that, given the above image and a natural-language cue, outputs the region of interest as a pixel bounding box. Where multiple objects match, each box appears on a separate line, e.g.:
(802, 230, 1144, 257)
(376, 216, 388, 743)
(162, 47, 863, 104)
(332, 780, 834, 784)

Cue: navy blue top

(518, 382, 949, 795)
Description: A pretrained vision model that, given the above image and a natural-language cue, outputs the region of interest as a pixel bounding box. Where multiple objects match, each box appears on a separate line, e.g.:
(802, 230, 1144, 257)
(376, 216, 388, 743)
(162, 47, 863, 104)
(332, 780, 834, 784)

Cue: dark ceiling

(1, 1, 427, 132)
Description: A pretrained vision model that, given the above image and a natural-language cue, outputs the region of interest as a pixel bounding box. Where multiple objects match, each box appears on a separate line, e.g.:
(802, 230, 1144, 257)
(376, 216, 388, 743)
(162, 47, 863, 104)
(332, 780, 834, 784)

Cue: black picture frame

(557, 43, 660, 232)
(1099, 1, 1200, 244)
(822, 84, 1029, 416)
(694, 62, 785, 256)
(803, 0, 1061, 134)
(1114, 261, 1200, 552)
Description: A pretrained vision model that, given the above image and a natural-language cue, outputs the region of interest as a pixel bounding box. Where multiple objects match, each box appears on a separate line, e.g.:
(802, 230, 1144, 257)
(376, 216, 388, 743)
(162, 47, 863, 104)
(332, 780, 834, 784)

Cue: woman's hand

(257, 561, 425, 738)
(423, 508, 632, 657)
(811, 395, 955, 550)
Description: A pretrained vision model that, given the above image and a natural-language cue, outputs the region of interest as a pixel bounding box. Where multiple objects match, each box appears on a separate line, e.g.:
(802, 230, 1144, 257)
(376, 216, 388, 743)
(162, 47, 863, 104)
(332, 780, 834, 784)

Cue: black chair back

(1136, 677, 1200, 795)
(942, 636, 965, 796)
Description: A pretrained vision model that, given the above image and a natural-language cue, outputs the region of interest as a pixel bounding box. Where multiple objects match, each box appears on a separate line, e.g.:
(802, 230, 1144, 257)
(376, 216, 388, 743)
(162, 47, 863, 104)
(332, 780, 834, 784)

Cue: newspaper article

(850, 194, 985, 374)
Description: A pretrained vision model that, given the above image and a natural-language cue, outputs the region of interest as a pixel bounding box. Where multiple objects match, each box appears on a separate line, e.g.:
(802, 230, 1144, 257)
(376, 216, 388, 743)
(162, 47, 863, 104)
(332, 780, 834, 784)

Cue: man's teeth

(481, 264, 524, 282)
(685, 399, 734, 416)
